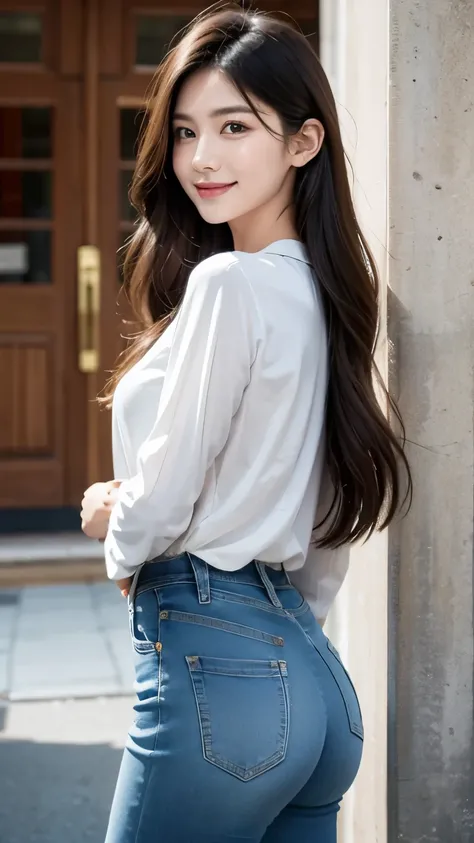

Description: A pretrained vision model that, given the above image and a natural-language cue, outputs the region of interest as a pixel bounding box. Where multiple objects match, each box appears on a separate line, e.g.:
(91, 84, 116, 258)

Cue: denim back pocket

(186, 655, 289, 781)
(324, 639, 364, 740)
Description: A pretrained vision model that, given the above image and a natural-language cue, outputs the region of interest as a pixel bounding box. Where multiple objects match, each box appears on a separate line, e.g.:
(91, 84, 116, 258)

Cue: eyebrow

(172, 106, 256, 121)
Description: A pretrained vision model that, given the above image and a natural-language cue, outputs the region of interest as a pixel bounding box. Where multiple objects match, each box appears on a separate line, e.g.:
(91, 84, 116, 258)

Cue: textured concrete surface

(0, 695, 133, 843)
(320, 2, 390, 841)
(388, 1, 474, 841)
(0, 582, 134, 701)
(0, 533, 103, 565)
(0, 533, 106, 590)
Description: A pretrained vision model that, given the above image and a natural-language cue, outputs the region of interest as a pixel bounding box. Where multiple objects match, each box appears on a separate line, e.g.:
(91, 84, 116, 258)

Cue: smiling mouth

(195, 182, 237, 198)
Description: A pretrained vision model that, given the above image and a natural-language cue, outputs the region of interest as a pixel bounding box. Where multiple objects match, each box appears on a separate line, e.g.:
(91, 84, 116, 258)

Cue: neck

(229, 196, 299, 253)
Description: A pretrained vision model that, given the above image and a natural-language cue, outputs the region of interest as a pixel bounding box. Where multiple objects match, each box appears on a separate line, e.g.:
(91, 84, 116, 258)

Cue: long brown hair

(101, 4, 411, 547)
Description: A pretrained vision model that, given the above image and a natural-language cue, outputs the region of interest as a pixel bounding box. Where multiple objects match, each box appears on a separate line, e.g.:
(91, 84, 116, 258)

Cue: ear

(288, 119, 325, 168)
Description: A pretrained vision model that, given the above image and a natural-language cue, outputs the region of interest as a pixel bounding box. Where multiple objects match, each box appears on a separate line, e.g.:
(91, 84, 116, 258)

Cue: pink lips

(195, 182, 236, 199)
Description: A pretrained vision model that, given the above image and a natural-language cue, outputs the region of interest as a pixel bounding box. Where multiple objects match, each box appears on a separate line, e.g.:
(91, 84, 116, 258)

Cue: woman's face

(172, 68, 295, 232)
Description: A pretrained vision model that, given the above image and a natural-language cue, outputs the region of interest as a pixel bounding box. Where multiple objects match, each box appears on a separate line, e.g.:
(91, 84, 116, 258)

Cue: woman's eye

(174, 127, 195, 140)
(222, 122, 247, 135)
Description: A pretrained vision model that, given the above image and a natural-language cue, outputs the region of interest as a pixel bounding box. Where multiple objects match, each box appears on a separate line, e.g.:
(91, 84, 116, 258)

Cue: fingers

(116, 576, 132, 598)
(105, 479, 122, 490)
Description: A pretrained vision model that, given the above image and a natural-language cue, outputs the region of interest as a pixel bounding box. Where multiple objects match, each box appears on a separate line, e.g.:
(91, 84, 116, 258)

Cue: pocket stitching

(163, 609, 284, 647)
(186, 657, 289, 781)
(128, 592, 161, 654)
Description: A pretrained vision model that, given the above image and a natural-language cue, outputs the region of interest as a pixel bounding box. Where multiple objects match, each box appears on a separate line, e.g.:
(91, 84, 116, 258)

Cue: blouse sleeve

(104, 254, 258, 580)
(287, 463, 350, 626)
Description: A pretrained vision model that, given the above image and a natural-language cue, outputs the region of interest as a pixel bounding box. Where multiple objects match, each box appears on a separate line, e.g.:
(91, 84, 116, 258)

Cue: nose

(192, 133, 220, 173)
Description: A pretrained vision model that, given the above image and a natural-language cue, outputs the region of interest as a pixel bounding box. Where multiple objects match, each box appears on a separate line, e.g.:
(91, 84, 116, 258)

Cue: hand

(81, 481, 132, 597)
(116, 577, 132, 598)
(80, 480, 121, 540)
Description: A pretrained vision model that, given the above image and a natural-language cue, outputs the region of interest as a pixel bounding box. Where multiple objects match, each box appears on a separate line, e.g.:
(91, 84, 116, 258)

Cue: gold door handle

(77, 245, 101, 373)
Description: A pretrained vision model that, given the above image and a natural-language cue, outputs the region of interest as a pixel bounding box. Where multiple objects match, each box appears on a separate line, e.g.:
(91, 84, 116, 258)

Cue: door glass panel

(135, 15, 190, 67)
(0, 12, 42, 63)
(0, 107, 52, 159)
(0, 171, 52, 219)
(120, 108, 145, 160)
(120, 170, 136, 222)
(0, 105, 53, 283)
(119, 109, 143, 281)
(0, 231, 51, 284)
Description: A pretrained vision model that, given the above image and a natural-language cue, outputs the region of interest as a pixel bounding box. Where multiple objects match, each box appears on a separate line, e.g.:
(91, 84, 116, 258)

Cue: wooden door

(0, 0, 84, 509)
(0, 0, 319, 515)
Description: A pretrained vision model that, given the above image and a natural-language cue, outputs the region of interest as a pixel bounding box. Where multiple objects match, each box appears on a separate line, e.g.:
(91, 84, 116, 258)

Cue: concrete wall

(321, 0, 474, 841)
(320, 2, 389, 842)
(388, 1, 474, 840)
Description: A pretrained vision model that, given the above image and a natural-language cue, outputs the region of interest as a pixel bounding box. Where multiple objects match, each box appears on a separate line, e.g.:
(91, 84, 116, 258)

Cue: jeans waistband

(128, 552, 292, 609)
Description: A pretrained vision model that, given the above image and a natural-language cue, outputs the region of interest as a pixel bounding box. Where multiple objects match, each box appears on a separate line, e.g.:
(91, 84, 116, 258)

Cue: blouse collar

(262, 239, 312, 267)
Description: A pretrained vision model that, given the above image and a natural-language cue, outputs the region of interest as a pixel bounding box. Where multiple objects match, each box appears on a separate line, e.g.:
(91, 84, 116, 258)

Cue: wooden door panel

(0, 460, 62, 507)
(0, 338, 53, 455)
(0, 95, 61, 507)
(0, 286, 54, 332)
(0, 3, 85, 508)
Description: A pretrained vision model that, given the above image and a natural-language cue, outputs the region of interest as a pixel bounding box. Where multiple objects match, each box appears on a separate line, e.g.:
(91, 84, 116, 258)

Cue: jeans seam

(134, 573, 294, 598)
(210, 588, 289, 617)
(325, 640, 364, 739)
(133, 589, 162, 843)
(162, 609, 284, 647)
(290, 612, 364, 740)
(281, 663, 291, 759)
(211, 587, 308, 619)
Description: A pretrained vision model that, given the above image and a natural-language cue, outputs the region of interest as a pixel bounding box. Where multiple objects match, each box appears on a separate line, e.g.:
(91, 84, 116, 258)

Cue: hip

(127, 552, 364, 745)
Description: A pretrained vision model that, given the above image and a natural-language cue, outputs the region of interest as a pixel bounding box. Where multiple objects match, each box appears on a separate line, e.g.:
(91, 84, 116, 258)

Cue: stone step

(0, 533, 106, 588)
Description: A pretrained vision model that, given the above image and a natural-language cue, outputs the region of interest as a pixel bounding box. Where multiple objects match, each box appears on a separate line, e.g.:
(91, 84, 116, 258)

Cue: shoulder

(187, 251, 246, 288)
(184, 251, 258, 307)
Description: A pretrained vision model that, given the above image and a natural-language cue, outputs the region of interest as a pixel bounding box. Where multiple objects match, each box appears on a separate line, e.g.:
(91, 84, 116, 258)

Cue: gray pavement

(0, 581, 134, 701)
(0, 580, 136, 842)
(0, 695, 133, 843)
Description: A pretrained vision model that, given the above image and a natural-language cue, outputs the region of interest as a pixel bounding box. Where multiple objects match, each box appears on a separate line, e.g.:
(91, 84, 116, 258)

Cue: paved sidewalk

(0, 695, 133, 843)
(0, 581, 134, 701)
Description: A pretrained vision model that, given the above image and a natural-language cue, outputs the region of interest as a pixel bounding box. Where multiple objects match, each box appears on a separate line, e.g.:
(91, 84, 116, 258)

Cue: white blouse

(104, 239, 349, 624)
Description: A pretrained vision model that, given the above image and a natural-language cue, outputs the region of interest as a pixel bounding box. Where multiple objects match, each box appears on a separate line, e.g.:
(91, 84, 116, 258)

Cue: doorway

(0, 0, 319, 519)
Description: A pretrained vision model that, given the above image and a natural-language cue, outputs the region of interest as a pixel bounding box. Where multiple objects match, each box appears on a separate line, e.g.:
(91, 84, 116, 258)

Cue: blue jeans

(105, 553, 363, 842)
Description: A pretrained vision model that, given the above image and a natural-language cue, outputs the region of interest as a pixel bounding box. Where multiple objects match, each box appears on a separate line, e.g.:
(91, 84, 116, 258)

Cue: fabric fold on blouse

(105, 240, 350, 623)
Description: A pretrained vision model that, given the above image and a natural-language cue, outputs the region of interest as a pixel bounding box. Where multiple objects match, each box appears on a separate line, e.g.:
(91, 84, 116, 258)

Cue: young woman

(81, 6, 410, 842)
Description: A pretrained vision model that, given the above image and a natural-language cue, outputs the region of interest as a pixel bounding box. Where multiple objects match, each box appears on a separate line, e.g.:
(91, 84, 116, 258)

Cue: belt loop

(255, 562, 283, 609)
(188, 552, 211, 604)
(127, 563, 145, 606)
(282, 564, 292, 587)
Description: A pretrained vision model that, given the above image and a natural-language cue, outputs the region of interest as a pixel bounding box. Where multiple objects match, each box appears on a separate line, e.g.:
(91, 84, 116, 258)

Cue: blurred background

(0, 1, 473, 842)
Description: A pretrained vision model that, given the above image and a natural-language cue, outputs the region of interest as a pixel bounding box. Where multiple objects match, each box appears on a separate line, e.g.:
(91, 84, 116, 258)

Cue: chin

(194, 195, 250, 227)
(196, 209, 233, 225)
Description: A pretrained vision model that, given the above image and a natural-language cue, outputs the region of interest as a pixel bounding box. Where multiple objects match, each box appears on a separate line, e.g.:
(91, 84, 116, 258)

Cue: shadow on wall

(0, 734, 123, 843)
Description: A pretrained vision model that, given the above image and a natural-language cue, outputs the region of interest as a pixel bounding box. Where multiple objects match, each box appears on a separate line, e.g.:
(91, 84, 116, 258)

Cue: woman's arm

(104, 254, 259, 581)
(80, 480, 121, 539)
